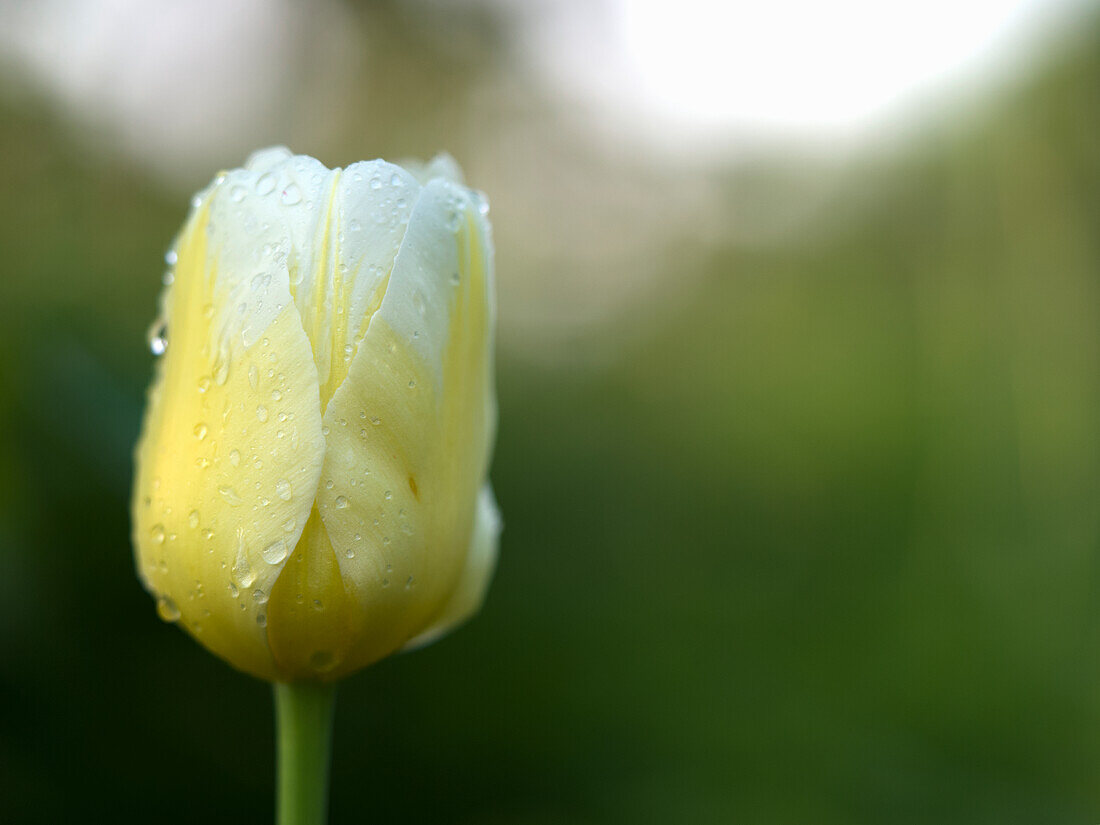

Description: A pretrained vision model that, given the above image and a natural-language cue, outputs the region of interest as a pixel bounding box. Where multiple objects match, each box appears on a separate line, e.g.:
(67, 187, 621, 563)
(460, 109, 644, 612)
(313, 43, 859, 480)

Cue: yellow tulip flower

(132, 147, 500, 684)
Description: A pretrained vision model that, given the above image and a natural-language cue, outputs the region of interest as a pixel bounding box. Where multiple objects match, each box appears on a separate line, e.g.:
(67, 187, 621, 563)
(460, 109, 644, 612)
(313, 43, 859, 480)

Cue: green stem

(274, 681, 338, 825)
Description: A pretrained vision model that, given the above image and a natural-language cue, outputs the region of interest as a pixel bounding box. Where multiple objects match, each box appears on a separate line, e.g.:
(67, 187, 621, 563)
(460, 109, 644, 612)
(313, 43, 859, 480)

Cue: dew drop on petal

(261, 540, 288, 565)
(280, 184, 302, 206)
(218, 486, 242, 506)
(156, 596, 181, 623)
(275, 479, 292, 501)
(213, 360, 230, 386)
(147, 321, 168, 356)
(256, 173, 277, 196)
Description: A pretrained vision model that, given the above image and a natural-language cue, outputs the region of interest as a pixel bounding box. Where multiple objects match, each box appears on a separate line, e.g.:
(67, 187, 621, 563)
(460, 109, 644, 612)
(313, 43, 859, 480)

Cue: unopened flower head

(132, 148, 499, 682)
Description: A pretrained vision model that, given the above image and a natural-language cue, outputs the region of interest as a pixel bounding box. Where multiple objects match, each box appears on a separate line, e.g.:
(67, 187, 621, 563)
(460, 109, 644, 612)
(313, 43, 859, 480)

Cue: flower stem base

(274, 681, 337, 825)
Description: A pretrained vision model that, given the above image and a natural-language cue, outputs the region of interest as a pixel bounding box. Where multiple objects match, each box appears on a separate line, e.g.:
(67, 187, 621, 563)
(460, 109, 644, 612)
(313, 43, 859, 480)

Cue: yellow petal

(131, 169, 326, 681)
(403, 484, 502, 651)
(298, 160, 420, 408)
(296, 177, 496, 670)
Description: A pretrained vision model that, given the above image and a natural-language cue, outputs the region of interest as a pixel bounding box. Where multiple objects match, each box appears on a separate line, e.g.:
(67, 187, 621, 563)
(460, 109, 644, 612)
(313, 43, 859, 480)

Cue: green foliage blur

(2, 4, 1100, 824)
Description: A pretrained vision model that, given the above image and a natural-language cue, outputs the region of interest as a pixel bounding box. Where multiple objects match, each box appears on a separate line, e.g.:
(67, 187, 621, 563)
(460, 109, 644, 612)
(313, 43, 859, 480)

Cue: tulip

(131, 146, 500, 823)
(133, 146, 499, 679)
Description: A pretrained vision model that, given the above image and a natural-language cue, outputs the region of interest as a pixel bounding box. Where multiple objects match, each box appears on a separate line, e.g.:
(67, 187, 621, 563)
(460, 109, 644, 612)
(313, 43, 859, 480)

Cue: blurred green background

(3, 1, 1100, 822)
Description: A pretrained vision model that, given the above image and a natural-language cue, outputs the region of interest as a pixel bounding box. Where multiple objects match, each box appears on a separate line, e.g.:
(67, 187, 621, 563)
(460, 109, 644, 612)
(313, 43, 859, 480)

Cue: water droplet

(228, 582, 239, 598)
(369, 176, 382, 190)
(310, 650, 335, 671)
(147, 320, 168, 356)
(256, 173, 277, 196)
(262, 540, 288, 565)
(193, 422, 208, 440)
(405, 575, 415, 590)
(334, 496, 349, 509)
(233, 554, 255, 588)
(218, 485, 242, 506)
(256, 614, 267, 627)
(156, 596, 181, 623)
(384, 490, 392, 500)
(472, 190, 490, 215)
(390, 173, 403, 186)
(188, 510, 200, 529)
(165, 249, 178, 266)
(312, 599, 323, 611)
(213, 359, 230, 386)
(248, 363, 259, 390)
(407, 379, 416, 389)
(382, 578, 391, 588)
(251, 272, 271, 291)
(282, 517, 296, 532)
(325, 479, 334, 490)
(150, 524, 166, 544)
(197, 375, 211, 393)
(412, 291, 426, 317)
(203, 528, 215, 541)
(252, 588, 269, 604)
(229, 449, 240, 466)
(348, 218, 361, 233)
(256, 405, 269, 422)
(281, 184, 302, 205)
(450, 271, 461, 285)
(271, 389, 282, 401)
(275, 479, 292, 500)
(230, 184, 247, 202)
(345, 548, 355, 559)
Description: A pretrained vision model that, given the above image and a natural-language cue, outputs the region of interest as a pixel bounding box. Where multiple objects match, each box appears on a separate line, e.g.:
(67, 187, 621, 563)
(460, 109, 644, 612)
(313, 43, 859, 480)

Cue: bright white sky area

(519, 0, 1092, 144)
(0, 0, 1093, 173)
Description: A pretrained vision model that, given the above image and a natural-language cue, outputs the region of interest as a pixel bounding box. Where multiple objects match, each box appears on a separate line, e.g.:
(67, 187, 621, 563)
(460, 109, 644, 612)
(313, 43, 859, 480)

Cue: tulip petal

(400, 152, 466, 186)
(305, 160, 420, 408)
(131, 165, 327, 681)
(402, 484, 501, 651)
(308, 176, 497, 669)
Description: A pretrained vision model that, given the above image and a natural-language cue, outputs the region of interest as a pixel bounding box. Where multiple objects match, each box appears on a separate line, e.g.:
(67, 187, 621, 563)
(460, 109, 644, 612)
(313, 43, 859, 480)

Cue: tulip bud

(132, 147, 499, 682)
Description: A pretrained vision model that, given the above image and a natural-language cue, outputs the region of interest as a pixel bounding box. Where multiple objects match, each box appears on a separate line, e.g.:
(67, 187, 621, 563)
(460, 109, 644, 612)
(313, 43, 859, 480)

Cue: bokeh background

(2, 0, 1100, 822)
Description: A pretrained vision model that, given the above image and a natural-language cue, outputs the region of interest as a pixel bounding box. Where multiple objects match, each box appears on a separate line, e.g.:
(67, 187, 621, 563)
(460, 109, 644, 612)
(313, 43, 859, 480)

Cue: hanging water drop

(156, 596, 181, 623)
